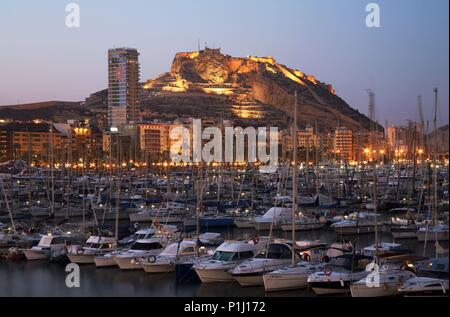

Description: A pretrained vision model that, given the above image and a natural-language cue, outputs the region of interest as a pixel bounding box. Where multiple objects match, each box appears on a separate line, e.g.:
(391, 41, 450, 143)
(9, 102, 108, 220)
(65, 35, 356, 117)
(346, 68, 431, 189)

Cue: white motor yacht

(114, 238, 166, 270)
(331, 212, 382, 235)
(193, 240, 263, 283)
(262, 241, 353, 291)
(23, 234, 66, 261)
(350, 265, 417, 297)
(398, 277, 449, 296)
(141, 240, 197, 273)
(118, 227, 156, 246)
(263, 261, 327, 291)
(307, 254, 373, 295)
(231, 241, 297, 287)
(416, 224, 449, 242)
(251, 207, 291, 231)
(280, 215, 326, 232)
(67, 236, 116, 264)
(94, 227, 158, 267)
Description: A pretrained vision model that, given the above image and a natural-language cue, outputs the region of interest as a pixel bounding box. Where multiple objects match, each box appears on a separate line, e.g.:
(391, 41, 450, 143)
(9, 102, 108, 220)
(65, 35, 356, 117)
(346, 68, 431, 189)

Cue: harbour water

(0, 227, 444, 297)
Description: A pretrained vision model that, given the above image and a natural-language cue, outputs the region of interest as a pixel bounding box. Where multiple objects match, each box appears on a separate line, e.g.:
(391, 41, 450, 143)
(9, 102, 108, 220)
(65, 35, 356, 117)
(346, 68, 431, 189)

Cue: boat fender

(324, 265, 332, 276)
(76, 247, 84, 255)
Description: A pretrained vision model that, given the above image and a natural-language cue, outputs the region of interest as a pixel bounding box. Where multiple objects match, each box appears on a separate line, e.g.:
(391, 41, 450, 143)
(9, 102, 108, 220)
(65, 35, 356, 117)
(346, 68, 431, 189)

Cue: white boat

(94, 248, 125, 267)
(416, 224, 449, 242)
(361, 242, 406, 257)
(23, 234, 66, 260)
(114, 238, 166, 270)
(350, 267, 416, 297)
(231, 241, 297, 287)
(263, 241, 353, 291)
(94, 227, 159, 267)
(398, 277, 449, 297)
(197, 232, 224, 246)
(67, 236, 116, 264)
(251, 207, 291, 231)
(307, 254, 373, 295)
(263, 261, 326, 291)
(118, 227, 156, 245)
(391, 225, 417, 239)
(129, 202, 189, 223)
(330, 212, 382, 235)
(141, 240, 197, 273)
(280, 215, 326, 232)
(234, 217, 255, 229)
(193, 240, 263, 283)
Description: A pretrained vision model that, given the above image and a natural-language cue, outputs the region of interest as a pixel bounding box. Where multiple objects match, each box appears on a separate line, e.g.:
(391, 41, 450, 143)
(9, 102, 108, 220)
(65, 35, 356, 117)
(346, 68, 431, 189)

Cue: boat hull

(68, 254, 96, 264)
(143, 263, 174, 273)
(309, 281, 351, 295)
(332, 225, 380, 235)
(233, 274, 264, 287)
(350, 282, 400, 297)
(234, 220, 254, 229)
(94, 256, 117, 267)
(195, 268, 235, 283)
(263, 273, 308, 291)
(23, 249, 47, 261)
(416, 231, 449, 242)
(252, 222, 281, 231)
(391, 230, 417, 239)
(114, 256, 142, 270)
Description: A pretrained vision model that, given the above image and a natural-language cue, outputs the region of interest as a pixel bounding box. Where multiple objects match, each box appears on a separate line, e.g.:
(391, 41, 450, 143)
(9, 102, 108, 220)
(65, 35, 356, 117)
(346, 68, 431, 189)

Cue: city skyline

(0, 0, 449, 127)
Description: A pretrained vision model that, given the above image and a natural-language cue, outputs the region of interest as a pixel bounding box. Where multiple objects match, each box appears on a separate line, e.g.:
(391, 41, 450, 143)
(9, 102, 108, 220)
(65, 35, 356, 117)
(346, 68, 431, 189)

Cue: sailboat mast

(291, 92, 298, 265)
(50, 124, 55, 217)
(432, 88, 438, 244)
(373, 165, 378, 254)
(28, 129, 32, 219)
(1, 178, 15, 232)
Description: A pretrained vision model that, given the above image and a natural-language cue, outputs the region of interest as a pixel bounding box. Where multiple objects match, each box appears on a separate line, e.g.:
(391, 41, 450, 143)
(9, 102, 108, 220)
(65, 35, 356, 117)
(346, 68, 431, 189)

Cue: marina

(0, 159, 448, 297)
(0, 0, 448, 304)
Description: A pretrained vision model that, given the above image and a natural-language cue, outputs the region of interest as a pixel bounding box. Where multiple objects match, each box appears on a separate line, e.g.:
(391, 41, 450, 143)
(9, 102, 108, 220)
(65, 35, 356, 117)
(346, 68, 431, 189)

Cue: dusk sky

(1, 0, 448, 127)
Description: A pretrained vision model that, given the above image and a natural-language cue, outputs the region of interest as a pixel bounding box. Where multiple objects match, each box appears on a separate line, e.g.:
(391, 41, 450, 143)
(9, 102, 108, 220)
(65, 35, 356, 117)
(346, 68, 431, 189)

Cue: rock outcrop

(142, 48, 382, 132)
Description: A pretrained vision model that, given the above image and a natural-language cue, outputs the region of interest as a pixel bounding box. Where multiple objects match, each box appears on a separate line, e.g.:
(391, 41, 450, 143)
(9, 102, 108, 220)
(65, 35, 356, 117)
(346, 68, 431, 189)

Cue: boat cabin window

(89, 243, 113, 249)
(212, 251, 236, 261)
(256, 244, 292, 259)
(135, 234, 149, 240)
(426, 284, 441, 288)
(51, 237, 66, 245)
(329, 257, 352, 268)
(238, 251, 254, 260)
(434, 264, 447, 271)
(182, 247, 195, 254)
(131, 242, 163, 250)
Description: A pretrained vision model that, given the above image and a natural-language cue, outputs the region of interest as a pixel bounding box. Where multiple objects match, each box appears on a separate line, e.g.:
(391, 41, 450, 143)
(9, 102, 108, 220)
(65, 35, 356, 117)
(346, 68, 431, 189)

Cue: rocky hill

(141, 48, 382, 132)
(1, 48, 382, 133)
